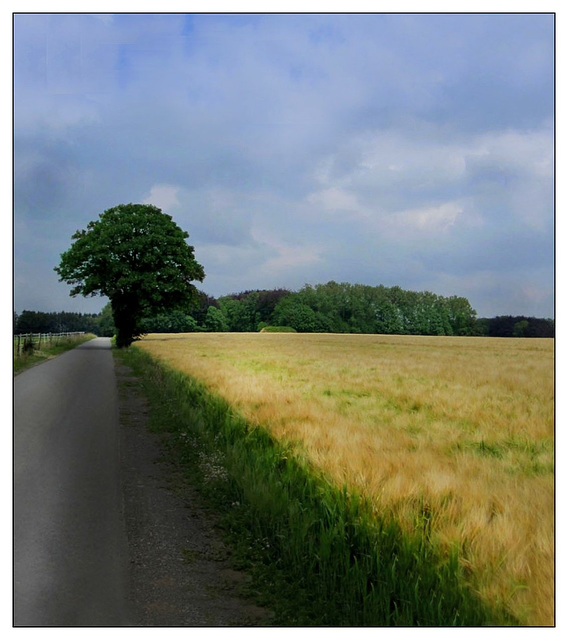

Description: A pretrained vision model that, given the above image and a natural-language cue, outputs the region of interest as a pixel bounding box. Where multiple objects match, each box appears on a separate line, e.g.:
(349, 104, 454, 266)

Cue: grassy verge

(13, 334, 97, 374)
(116, 345, 517, 626)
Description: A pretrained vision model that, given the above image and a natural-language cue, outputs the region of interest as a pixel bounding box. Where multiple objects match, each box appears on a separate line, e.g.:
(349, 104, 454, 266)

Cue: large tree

(55, 203, 205, 347)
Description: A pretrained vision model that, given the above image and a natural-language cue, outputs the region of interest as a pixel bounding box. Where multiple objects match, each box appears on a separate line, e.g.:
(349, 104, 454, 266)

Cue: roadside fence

(14, 332, 86, 357)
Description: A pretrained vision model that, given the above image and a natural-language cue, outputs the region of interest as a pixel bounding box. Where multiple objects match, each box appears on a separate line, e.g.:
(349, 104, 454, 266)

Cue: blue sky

(13, 11, 555, 318)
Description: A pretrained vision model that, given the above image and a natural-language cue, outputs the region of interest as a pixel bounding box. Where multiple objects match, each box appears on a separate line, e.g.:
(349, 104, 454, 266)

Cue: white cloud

(394, 202, 462, 234)
(309, 125, 552, 236)
(142, 184, 180, 212)
(263, 244, 323, 273)
(306, 187, 360, 213)
(162, 186, 255, 246)
(464, 128, 553, 232)
(252, 227, 323, 275)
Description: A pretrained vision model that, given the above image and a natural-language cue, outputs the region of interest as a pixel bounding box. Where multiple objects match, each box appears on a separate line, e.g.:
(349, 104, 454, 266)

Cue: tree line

(16, 282, 553, 338)
(474, 315, 554, 338)
(207, 282, 478, 336)
(14, 306, 115, 337)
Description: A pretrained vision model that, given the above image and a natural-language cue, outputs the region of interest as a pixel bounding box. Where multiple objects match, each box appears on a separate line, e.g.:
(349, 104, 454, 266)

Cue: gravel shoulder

(115, 359, 272, 627)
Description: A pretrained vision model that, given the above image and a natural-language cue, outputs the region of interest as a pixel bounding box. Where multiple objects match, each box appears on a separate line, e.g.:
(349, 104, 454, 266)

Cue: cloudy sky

(13, 11, 554, 318)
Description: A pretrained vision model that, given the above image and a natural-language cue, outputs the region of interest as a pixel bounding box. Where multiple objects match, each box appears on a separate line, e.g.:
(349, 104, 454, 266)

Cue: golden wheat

(137, 332, 554, 625)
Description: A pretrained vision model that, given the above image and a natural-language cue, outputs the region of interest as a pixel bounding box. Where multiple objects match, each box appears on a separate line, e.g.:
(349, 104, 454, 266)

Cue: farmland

(135, 332, 554, 625)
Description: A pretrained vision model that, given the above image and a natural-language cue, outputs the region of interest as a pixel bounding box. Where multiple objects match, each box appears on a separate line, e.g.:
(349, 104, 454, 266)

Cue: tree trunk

(112, 296, 139, 348)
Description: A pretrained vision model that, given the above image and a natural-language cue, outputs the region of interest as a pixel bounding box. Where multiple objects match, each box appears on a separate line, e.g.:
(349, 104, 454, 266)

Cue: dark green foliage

(117, 346, 517, 627)
(55, 203, 204, 347)
(217, 296, 259, 332)
(190, 290, 220, 326)
(139, 310, 199, 333)
(93, 279, 480, 337)
(204, 305, 229, 332)
(255, 289, 292, 323)
(96, 302, 116, 337)
(512, 320, 530, 338)
(445, 296, 477, 336)
(475, 316, 554, 338)
(14, 305, 115, 337)
(270, 282, 476, 336)
(220, 289, 291, 323)
(197, 289, 291, 332)
(214, 289, 294, 332)
(184, 282, 479, 337)
(22, 336, 35, 354)
(272, 297, 328, 333)
(15, 309, 101, 334)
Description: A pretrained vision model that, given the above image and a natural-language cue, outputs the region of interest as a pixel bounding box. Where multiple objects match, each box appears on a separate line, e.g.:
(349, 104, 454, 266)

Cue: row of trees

(15, 289, 555, 339)
(474, 315, 554, 338)
(136, 282, 472, 336)
(14, 307, 115, 337)
(137, 284, 554, 337)
(200, 282, 477, 336)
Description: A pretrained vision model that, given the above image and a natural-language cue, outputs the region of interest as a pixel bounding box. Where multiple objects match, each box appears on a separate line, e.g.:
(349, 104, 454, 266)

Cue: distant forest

(14, 306, 115, 337)
(15, 281, 554, 338)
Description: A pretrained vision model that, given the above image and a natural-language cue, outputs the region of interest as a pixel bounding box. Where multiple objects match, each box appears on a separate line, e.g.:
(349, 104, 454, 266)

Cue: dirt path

(116, 360, 272, 626)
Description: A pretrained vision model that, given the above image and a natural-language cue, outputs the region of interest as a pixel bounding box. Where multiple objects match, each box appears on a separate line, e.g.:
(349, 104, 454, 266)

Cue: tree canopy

(55, 203, 205, 347)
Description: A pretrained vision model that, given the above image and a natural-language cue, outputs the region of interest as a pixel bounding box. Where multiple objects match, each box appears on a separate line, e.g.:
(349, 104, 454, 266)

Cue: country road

(14, 337, 270, 627)
(14, 337, 134, 626)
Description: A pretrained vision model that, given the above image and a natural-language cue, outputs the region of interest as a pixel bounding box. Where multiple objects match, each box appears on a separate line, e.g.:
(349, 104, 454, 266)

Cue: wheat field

(136, 332, 554, 625)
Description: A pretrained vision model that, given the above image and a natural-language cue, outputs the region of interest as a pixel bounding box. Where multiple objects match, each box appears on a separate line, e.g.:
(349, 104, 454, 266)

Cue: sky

(13, 10, 555, 318)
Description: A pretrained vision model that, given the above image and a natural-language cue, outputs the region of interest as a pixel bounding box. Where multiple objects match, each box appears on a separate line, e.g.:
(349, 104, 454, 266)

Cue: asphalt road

(14, 337, 135, 626)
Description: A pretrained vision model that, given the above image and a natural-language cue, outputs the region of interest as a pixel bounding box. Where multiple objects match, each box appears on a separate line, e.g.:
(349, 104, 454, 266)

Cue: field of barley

(137, 332, 554, 625)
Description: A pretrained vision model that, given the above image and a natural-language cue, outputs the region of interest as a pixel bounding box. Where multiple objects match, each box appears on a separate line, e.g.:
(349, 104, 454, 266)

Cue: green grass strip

(116, 345, 517, 627)
(14, 334, 96, 374)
